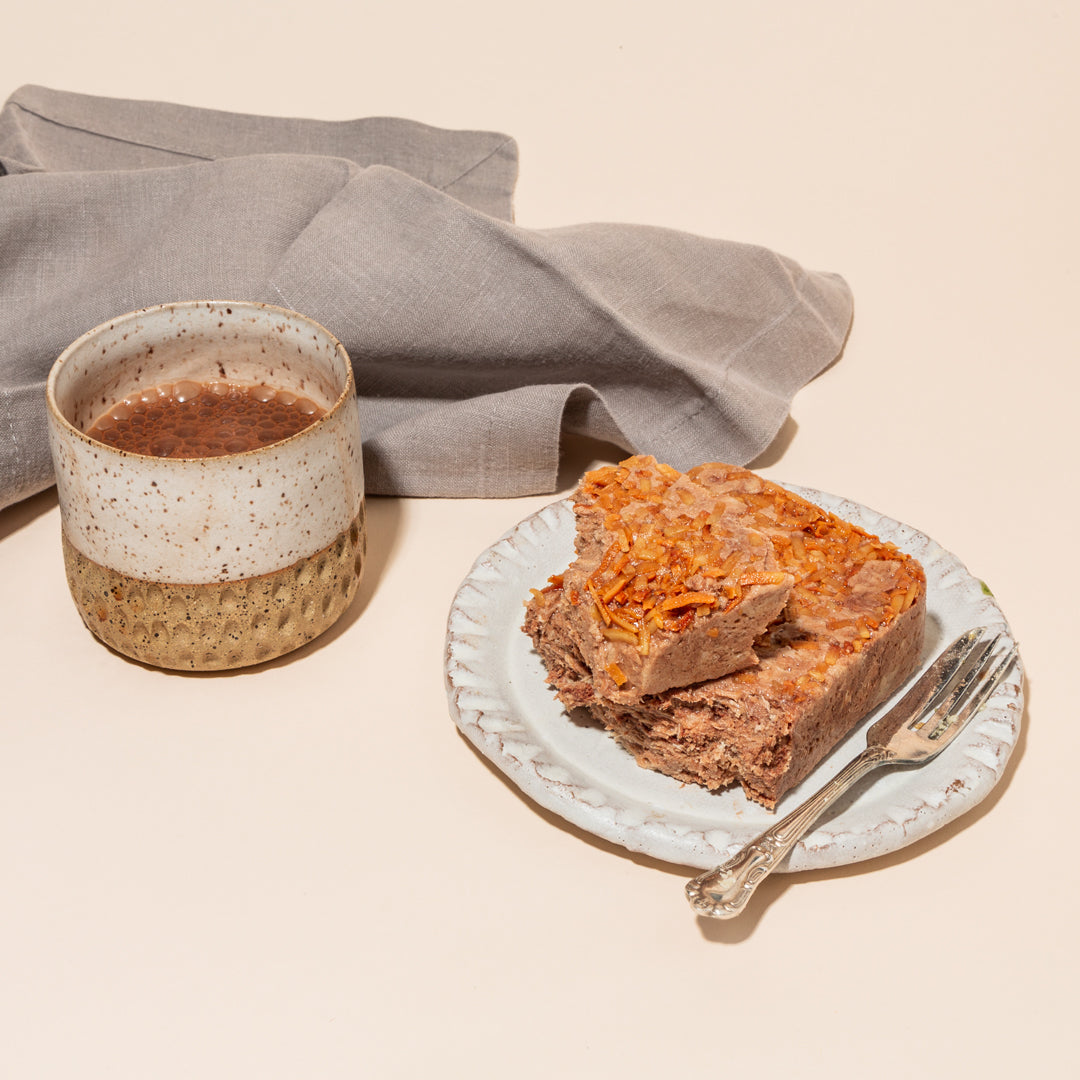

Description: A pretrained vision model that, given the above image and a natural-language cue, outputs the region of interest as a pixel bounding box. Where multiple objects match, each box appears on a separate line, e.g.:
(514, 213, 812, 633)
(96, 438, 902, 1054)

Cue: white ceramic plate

(445, 488, 1024, 871)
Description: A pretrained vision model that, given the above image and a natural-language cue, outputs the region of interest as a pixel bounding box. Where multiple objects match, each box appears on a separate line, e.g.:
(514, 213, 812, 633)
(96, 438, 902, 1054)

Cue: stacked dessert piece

(523, 456, 926, 809)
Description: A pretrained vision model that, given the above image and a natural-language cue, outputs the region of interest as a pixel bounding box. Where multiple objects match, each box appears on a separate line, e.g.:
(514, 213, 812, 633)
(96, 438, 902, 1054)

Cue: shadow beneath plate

(455, 668, 1030, 945)
(694, 673, 1030, 940)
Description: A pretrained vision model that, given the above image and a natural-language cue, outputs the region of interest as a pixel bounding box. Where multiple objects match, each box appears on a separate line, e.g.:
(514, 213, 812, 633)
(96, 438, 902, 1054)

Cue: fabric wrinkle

(0, 85, 854, 508)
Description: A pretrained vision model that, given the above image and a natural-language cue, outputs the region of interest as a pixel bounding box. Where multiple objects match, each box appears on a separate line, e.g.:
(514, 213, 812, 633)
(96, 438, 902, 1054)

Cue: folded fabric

(0, 84, 853, 509)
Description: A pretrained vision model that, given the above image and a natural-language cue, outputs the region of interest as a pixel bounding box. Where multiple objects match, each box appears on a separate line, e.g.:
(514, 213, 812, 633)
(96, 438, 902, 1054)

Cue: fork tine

(684, 632, 1018, 918)
(925, 642, 1017, 743)
(910, 632, 1002, 732)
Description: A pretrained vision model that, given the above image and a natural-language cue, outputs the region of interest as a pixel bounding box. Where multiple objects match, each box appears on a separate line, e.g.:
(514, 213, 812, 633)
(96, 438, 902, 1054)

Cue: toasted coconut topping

(684, 461, 926, 698)
(577, 457, 781, 652)
(574, 456, 925, 675)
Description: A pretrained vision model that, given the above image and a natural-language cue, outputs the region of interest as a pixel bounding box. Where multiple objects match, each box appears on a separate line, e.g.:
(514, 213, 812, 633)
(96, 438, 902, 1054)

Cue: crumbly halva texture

(523, 456, 927, 809)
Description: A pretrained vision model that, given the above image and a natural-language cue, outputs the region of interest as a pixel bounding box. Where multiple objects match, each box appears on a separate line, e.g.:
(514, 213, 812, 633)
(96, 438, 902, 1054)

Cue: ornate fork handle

(685, 745, 894, 918)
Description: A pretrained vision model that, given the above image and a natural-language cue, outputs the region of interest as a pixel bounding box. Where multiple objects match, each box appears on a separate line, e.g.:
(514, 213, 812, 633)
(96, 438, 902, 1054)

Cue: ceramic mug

(46, 300, 366, 671)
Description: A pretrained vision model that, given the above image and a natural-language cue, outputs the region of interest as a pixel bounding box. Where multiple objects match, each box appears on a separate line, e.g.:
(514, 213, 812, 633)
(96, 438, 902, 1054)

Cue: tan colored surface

(1, 3, 1075, 1078)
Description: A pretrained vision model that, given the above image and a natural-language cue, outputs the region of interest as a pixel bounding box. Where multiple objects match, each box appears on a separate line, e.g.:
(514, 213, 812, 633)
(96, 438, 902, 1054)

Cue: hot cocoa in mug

(46, 301, 366, 671)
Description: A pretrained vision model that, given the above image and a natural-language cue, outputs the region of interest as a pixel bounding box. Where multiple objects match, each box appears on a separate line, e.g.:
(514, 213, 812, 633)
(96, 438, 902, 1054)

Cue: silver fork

(685, 627, 1017, 919)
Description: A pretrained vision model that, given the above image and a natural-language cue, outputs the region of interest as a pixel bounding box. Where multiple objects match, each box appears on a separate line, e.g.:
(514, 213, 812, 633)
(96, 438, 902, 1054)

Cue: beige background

(2, 2, 1076, 1077)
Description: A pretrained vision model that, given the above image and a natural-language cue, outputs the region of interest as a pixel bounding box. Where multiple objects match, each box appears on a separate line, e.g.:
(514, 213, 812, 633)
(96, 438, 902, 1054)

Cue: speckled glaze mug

(46, 301, 366, 671)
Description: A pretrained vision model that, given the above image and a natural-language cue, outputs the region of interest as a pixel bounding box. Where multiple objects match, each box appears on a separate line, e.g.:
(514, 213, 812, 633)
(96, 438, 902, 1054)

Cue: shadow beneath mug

(144, 494, 405, 679)
(324, 495, 402, 626)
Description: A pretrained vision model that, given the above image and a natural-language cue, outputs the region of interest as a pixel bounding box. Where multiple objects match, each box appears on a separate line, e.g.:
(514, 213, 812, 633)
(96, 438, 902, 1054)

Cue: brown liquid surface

(85, 381, 326, 458)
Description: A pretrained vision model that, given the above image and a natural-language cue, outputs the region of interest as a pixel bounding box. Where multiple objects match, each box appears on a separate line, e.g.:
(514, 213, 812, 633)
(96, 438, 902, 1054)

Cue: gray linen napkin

(0, 85, 853, 509)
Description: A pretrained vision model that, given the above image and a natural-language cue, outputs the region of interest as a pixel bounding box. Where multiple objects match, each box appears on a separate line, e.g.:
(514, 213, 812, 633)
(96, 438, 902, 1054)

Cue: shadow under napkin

(0, 85, 852, 509)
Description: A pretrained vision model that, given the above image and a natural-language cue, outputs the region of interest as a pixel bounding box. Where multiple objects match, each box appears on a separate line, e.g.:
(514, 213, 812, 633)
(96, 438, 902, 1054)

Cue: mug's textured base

(62, 507, 366, 671)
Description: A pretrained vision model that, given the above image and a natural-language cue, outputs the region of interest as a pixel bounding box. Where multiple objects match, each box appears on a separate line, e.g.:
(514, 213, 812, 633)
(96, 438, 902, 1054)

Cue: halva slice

(524, 457, 926, 809)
